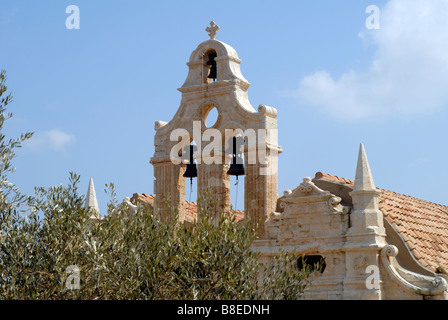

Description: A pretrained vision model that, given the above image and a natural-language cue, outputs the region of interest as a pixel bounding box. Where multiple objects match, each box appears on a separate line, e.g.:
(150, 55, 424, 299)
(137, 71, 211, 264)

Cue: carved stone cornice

(150, 156, 175, 165)
(178, 79, 250, 95)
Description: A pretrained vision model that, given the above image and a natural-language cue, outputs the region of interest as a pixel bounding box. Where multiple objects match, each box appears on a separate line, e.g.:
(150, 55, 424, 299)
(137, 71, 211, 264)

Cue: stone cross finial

(206, 21, 220, 40)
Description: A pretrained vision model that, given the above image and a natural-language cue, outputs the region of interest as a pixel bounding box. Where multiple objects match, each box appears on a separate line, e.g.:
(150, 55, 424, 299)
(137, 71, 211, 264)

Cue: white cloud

(25, 129, 75, 151)
(292, 0, 448, 120)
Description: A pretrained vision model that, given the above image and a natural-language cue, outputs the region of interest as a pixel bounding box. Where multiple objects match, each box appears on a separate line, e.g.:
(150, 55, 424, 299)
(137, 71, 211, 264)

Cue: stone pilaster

(152, 160, 186, 222)
(197, 153, 231, 218)
(245, 144, 280, 237)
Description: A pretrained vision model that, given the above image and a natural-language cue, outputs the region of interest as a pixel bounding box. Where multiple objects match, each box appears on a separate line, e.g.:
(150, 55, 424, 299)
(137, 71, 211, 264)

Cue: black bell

(183, 145, 197, 180)
(206, 52, 217, 81)
(227, 137, 245, 178)
(183, 163, 197, 179)
(227, 161, 245, 177)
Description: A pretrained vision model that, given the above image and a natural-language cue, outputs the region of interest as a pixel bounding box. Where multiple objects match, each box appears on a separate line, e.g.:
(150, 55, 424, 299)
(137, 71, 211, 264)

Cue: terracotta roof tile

(314, 172, 448, 272)
(131, 193, 245, 224)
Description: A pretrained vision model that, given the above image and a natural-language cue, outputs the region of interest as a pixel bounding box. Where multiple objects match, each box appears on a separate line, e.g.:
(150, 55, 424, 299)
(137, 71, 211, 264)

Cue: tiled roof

(131, 193, 245, 224)
(314, 172, 448, 272)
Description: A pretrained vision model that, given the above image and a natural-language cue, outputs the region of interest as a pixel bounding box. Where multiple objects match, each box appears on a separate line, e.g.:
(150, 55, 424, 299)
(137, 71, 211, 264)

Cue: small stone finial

(206, 21, 220, 40)
(85, 177, 100, 219)
(353, 143, 376, 192)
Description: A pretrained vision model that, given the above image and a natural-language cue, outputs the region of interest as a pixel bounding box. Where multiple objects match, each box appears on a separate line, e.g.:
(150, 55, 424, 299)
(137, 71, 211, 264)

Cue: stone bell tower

(150, 22, 282, 234)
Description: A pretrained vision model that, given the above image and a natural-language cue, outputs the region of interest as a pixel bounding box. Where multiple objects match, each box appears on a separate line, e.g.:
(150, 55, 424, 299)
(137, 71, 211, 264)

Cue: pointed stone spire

(344, 143, 386, 300)
(85, 178, 100, 219)
(352, 143, 376, 193)
(349, 142, 383, 230)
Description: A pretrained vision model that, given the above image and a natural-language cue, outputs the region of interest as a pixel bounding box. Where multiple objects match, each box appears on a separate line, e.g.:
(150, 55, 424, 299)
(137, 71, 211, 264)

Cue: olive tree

(0, 70, 318, 300)
(1, 178, 318, 300)
(0, 70, 33, 212)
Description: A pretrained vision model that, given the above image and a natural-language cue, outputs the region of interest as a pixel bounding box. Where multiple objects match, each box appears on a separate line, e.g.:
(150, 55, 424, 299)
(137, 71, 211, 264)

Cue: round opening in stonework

(205, 106, 219, 128)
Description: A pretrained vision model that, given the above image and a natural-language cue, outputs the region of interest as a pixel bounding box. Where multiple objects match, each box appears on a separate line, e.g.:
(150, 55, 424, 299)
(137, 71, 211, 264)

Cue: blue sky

(1, 0, 447, 214)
